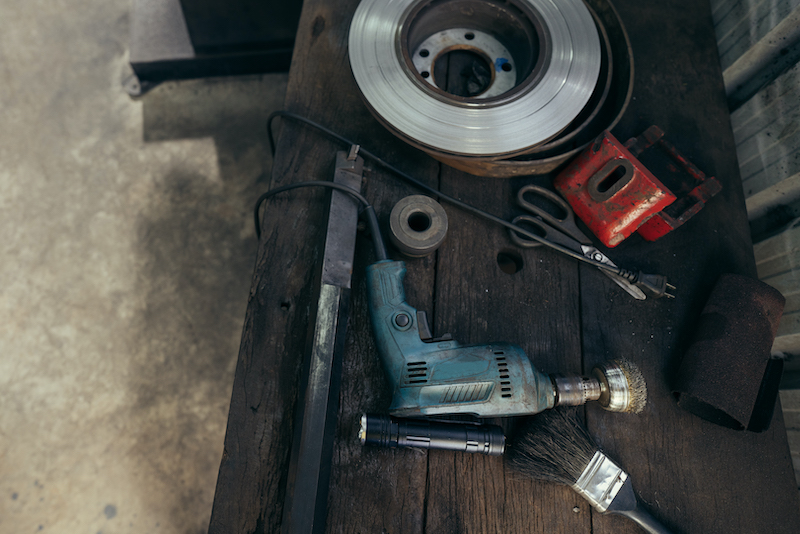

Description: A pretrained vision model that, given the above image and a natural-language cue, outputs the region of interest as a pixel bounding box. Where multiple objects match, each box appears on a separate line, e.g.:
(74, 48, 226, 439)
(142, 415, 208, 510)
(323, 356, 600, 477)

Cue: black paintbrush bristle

(506, 408, 599, 485)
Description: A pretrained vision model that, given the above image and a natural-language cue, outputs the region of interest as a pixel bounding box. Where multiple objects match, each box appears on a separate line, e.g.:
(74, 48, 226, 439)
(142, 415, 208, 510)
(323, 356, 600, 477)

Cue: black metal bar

(281, 150, 364, 534)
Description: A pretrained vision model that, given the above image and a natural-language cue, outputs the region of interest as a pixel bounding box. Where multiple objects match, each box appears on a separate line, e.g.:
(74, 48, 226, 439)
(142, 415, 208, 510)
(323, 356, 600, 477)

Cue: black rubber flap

(673, 273, 785, 432)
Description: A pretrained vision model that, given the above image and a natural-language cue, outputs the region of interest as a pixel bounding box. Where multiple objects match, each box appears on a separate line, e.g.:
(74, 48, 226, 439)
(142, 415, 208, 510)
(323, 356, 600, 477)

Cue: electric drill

(367, 260, 647, 418)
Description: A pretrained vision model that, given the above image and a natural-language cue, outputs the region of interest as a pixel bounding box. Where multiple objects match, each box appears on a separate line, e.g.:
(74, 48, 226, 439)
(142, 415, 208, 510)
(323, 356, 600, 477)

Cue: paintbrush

(507, 408, 673, 534)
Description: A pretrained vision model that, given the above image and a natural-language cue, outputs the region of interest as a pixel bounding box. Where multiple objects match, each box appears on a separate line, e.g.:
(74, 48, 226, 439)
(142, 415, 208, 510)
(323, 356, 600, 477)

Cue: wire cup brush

(551, 358, 648, 414)
(508, 408, 673, 534)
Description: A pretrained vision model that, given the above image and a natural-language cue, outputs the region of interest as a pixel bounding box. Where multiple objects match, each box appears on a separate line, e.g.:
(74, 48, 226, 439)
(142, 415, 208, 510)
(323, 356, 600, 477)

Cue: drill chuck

(360, 413, 505, 456)
(551, 375, 602, 406)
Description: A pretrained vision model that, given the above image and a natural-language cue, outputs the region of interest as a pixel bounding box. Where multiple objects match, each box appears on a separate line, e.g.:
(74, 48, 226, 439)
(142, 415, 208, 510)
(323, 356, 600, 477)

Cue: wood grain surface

(208, 0, 800, 532)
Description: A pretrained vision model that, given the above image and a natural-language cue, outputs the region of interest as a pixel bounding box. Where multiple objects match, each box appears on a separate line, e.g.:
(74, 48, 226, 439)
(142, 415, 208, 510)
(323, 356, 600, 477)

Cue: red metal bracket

(629, 128, 723, 241)
(553, 129, 676, 247)
(553, 126, 721, 247)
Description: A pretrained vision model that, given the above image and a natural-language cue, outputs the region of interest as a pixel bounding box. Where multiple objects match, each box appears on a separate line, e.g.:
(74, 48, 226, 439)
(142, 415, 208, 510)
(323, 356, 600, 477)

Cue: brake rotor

(432, 0, 634, 177)
(348, 0, 602, 158)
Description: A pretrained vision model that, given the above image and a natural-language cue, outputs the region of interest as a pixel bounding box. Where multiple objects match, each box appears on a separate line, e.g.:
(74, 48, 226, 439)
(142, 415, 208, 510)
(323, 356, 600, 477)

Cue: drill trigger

(417, 311, 433, 341)
(417, 311, 453, 343)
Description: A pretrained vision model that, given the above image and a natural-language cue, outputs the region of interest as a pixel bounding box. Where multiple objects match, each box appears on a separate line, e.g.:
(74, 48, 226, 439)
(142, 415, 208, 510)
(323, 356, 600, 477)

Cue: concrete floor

(0, 1, 287, 532)
(1, 1, 799, 533)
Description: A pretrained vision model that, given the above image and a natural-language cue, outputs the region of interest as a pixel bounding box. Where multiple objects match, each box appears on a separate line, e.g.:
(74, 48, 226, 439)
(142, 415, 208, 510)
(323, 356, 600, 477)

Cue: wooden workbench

(207, 0, 800, 532)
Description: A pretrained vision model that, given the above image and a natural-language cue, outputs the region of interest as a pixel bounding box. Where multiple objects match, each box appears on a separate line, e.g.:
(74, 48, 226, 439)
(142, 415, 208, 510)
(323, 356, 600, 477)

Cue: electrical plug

(629, 271, 676, 299)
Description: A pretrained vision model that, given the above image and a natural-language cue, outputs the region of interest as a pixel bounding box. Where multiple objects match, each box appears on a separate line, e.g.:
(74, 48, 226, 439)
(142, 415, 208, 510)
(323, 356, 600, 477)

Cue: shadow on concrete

(131, 73, 287, 533)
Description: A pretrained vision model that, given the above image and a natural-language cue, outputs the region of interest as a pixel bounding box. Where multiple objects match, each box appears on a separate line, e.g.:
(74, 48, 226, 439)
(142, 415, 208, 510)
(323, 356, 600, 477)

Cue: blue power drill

(367, 260, 647, 418)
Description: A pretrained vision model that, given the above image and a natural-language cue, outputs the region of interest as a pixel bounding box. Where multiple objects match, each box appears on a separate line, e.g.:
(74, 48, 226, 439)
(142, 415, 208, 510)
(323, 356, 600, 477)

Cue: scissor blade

(580, 246, 647, 300)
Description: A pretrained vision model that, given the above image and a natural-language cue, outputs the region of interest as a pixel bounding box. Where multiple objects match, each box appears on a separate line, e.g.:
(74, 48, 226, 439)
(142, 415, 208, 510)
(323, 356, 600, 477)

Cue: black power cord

(254, 180, 387, 261)
(262, 110, 674, 298)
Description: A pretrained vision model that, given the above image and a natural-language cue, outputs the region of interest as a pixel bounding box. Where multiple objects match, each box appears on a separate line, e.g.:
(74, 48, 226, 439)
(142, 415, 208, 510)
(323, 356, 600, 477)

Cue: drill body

(367, 260, 555, 418)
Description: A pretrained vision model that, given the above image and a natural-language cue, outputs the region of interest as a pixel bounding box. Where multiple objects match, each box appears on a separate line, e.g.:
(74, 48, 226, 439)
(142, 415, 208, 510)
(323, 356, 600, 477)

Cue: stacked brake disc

(348, 0, 633, 177)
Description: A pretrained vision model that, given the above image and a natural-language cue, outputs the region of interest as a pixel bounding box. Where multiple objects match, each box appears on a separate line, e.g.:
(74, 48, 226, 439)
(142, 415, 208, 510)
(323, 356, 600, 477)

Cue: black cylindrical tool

(360, 413, 505, 455)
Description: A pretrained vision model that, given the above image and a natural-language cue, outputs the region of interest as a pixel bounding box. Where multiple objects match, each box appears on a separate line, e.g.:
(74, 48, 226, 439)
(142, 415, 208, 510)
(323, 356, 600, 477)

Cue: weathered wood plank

(423, 172, 590, 532)
(206, 124, 336, 533)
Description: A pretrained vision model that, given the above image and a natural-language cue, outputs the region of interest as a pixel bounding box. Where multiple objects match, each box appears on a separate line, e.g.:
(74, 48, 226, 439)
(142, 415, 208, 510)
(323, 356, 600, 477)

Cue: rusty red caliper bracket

(553, 126, 722, 247)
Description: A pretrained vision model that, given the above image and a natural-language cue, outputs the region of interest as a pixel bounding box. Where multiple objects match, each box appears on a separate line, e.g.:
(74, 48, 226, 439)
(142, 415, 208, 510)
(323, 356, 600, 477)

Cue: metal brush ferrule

(551, 375, 602, 406)
(592, 361, 631, 412)
(572, 451, 628, 512)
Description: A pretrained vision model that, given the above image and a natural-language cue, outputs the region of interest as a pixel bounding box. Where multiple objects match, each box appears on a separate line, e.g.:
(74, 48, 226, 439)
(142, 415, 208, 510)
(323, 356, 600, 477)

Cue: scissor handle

(508, 215, 583, 252)
(516, 185, 590, 245)
(508, 215, 547, 248)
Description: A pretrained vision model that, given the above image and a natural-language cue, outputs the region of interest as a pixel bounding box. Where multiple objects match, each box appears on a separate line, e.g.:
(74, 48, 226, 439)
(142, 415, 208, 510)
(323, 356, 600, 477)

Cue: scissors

(508, 184, 647, 300)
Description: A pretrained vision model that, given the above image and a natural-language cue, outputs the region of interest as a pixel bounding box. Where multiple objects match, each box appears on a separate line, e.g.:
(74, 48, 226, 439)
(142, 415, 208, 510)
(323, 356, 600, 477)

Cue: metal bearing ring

(348, 0, 601, 158)
(389, 195, 449, 257)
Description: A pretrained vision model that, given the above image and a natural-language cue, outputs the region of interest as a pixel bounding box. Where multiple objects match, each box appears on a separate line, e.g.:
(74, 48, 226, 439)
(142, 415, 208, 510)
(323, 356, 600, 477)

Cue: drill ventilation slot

(496, 353, 513, 398)
(405, 361, 429, 384)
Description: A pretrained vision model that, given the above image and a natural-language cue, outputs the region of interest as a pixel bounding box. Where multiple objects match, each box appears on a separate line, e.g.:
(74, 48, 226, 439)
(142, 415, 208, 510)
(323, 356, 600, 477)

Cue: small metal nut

(389, 195, 448, 258)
